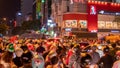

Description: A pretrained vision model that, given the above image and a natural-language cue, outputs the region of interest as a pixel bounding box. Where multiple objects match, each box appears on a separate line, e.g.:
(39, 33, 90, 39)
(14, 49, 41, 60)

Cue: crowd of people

(0, 36, 120, 68)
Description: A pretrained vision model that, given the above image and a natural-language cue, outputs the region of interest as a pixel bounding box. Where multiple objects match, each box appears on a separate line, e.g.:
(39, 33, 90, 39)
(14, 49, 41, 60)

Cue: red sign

(87, 5, 98, 32)
(87, 1, 120, 32)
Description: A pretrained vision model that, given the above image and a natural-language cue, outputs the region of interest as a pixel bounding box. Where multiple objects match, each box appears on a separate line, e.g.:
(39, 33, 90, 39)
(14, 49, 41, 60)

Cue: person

(110, 43, 118, 62)
(12, 48, 24, 67)
(97, 46, 114, 68)
(46, 56, 64, 68)
(21, 45, 33, 66)
(32, 52, 45, 68)
(66, 44, 74, 65)
(81, 53, 92, 68)
(68, 45, 81, 68)
(89, 46, 100, 68)
(0, 51, 13, 68)
(112, 50, 120, 68)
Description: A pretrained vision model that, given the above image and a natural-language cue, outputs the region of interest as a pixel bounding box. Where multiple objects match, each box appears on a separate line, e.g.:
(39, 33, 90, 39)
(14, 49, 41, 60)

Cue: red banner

(87, 5, 98, 32)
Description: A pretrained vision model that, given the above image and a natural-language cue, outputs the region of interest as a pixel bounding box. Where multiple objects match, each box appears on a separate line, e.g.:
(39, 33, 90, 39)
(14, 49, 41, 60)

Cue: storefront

(63, 1, 120, 38)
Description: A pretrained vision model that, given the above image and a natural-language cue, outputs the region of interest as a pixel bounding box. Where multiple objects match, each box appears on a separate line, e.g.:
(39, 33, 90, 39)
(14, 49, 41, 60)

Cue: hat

(8, 43, 14, 52)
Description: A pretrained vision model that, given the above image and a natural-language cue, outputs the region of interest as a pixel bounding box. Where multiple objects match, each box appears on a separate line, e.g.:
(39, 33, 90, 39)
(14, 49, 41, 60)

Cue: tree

(21, 20, 41, 31)
(0, 23, 9, 35)
(11, 26, 22, 35)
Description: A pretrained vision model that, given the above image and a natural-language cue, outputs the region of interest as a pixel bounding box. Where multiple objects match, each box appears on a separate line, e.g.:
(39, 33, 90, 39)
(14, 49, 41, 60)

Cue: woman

(112, 51, 120, 68)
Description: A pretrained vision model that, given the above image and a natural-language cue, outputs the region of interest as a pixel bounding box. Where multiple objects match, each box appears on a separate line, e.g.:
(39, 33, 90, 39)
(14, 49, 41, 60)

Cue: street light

(42, 0, 45, 3)
(3, 18, 7, 21)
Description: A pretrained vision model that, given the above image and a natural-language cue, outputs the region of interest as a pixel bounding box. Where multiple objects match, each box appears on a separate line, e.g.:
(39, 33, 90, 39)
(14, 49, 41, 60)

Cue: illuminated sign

(99, 10, 120, 15)
(78, 20, 87, 28)
(65, 28, 72, 32)
(90, 5, 96, 15)
(65, 20, 77, 28)
(88, 5, 97, 32)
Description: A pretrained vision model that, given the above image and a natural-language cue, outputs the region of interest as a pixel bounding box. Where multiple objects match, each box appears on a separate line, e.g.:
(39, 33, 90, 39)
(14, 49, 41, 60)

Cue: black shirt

(13, 57, 23, 67)
(21, 51, 33, 63)
(98, 54, 114, 68)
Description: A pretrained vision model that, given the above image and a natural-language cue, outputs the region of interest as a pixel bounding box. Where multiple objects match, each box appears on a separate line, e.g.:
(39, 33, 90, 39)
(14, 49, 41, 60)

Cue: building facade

(21, 0, 33, 21)
(51, 0, 120, 38)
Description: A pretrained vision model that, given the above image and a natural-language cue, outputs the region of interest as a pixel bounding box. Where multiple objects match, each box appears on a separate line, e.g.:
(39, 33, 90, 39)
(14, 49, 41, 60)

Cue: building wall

(98, 15, 120, 29)
(98, 15, 115, 21)
(116, 0, 120, 3)
(21, 0, 33, 21)
(51, 0, 120, 32)
(51, 0, 88, 29)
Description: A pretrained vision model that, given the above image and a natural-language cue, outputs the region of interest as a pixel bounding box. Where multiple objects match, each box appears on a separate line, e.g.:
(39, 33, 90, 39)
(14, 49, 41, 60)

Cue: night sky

(0, 0, 21, 19)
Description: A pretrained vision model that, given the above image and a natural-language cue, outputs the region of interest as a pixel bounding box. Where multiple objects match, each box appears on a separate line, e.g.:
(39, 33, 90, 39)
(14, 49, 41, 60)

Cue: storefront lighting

(104, 2, 107, 5)
(94, 1, 97, 4)
(117, 4, 119, 6)
(99, 10, 104, 14)
(111, 3, 114, 6)
(116, 12, 120, 15)
(91, 30, 97, 33)
(117, 3, 119, 6)
(111, 30, 119, 33)
(88, 0, 91, 3)
(115, 3, 117, 6)
(98, 1, 100, 4)
(91, 1, 94, 4)
(48, 19, 52, 23)
(101, 2, 104, 5)
(65, 28, 72, 32)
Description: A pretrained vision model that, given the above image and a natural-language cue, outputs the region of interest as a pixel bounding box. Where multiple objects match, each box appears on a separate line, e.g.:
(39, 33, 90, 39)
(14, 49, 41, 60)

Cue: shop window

(65, 20, 77, 28)
(78, 20, 87, 28)
(67, 6, 69, 12)
(98, 21, 106, 29)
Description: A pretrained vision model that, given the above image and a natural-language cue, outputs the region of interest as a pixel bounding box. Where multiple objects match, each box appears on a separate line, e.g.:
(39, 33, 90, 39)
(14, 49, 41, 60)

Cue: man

(90, 45, 100, 64)
(89, 45, 100, 68)
(68, 45, 81, 68)
(98, 46, 114, 68)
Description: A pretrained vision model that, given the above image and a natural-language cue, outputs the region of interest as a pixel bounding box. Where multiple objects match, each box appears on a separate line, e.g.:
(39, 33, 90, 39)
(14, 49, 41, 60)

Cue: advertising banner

(87, 4, 98, 32)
